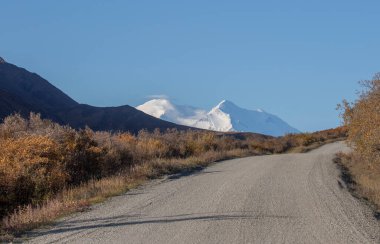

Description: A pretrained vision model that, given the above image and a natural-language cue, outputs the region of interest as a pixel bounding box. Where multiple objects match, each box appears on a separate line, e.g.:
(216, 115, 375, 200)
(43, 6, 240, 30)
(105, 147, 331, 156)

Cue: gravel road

(27, 142, 380, 244)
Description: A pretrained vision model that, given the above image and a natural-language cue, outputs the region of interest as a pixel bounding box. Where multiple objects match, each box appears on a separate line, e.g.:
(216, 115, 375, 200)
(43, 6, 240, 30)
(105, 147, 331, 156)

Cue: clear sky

(1, 1, 379, 132)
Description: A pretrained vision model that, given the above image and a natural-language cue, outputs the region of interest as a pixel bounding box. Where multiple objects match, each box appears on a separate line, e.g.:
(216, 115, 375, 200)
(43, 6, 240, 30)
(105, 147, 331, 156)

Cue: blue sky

(1, 1, 379, 132)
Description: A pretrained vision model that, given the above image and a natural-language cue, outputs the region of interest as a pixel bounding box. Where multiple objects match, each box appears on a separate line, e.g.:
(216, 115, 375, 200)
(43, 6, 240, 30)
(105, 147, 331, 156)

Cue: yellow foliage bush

(340, 73, 380, 166)
(0, 135, 66, 216)
(338, 73, 380, 209)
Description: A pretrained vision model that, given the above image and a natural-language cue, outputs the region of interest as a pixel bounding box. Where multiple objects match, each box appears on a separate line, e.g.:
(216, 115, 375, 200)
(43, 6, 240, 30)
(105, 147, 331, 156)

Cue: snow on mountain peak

(216, 100, 227, 107)
(136, 99, 300, 136)
(215, 100, 236, 109)
(137, 99, 208, 127)
(136, 99, 174, 118)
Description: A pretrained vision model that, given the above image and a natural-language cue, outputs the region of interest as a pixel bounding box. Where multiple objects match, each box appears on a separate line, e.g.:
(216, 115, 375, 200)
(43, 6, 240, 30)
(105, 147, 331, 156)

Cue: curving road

(27, 142, 380, 244)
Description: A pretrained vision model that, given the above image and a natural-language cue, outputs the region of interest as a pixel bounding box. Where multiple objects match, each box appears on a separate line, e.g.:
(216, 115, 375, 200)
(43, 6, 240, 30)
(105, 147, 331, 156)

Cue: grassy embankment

(0, 113, 346, 240)
(336, 73, 380, 215)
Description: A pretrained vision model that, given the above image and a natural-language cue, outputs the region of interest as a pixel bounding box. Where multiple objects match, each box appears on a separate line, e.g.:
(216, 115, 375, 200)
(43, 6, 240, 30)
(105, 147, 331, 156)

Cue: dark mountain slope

(0, 58, 189, 133)
(0, 62, 78, 110)
(56, 104, 189, 133)
(0, 89, 43, 120)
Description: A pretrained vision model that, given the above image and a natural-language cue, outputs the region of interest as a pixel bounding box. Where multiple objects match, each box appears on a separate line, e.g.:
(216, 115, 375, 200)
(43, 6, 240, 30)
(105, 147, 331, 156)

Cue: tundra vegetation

(0, 113, 346, 240)
(337, 73, 380, 213)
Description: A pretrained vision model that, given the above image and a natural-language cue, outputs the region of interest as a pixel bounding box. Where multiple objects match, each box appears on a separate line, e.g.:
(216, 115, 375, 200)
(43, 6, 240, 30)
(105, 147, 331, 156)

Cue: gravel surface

(26, 142, 380, 244)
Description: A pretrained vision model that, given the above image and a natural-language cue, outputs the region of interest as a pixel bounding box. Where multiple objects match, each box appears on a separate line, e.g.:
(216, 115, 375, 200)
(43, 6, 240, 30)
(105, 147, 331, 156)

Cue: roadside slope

(26, 142, 380, 243)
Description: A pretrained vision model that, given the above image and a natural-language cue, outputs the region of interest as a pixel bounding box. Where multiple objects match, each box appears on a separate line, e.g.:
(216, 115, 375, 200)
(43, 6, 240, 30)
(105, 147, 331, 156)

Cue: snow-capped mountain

(136, 99, 300, 136)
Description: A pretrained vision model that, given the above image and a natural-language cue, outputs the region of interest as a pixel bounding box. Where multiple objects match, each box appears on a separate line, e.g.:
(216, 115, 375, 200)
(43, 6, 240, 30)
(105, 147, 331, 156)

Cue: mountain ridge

(0, 60, 190, 133)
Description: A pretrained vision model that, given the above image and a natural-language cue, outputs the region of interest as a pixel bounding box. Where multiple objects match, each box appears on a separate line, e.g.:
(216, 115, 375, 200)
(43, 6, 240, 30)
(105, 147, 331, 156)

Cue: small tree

(340, 73, 380, 166)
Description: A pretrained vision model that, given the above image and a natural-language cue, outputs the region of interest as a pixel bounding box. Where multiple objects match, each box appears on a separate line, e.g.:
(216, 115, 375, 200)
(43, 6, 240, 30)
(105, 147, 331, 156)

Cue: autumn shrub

(0, 135, 65, 217)
(340, 74, 380, 166)
(338, 73, 380, 209)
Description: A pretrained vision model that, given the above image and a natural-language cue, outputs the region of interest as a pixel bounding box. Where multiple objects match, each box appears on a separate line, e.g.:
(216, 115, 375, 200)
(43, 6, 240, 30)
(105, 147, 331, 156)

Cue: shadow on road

(166, 168, 222, 180)
(28, 211, 296, 238)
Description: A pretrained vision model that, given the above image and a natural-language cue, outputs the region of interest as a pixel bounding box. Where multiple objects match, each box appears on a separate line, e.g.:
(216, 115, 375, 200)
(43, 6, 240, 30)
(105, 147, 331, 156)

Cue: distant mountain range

(0, 57, 188, 133)
(0, 57, 299, 136)
(137, 99, 300, 136)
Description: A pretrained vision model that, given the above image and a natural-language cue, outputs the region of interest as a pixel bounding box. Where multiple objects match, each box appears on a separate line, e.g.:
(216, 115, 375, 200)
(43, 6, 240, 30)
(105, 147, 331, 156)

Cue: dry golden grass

(335, 153, 380, 211)
(2, 176, 130, 233)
